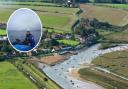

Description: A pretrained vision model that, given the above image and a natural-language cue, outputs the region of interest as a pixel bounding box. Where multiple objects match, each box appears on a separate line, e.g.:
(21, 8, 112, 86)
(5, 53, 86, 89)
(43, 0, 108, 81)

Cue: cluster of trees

(75, 18, 99, 37)
(74, 17, 118, 38)
(39, 30, 59, 49)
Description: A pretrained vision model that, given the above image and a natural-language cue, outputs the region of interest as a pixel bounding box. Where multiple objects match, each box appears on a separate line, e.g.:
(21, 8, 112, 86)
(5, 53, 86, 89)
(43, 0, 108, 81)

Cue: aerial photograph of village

(0, 0, 128, 89)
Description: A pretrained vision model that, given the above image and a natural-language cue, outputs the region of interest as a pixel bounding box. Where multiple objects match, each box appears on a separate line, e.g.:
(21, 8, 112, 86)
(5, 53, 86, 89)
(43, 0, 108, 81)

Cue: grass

(98, 43, 118, 49)
(0, 3, 79, 33)
(57, 39, 80, 46)
(0, 1, 60, 7)
(2, 5, 79, 14)
(47, 29, 67, 33)
(0, 61, 38, 89)
(39, 13, 70, 30)
(104, 30, 128, 43)
(80, 4, 128, 26)
(0, 29, 6, 36)
(14, 59, 61, 89)
(79, 68, 128, 89)
(97, 29, 113, 36)
(95, 3, 128, 10)
(92, 50, 128, 78)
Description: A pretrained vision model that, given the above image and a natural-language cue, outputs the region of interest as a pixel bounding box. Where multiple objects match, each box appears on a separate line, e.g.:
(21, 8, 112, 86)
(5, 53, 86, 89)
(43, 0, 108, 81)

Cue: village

(0, 20, 98, 65)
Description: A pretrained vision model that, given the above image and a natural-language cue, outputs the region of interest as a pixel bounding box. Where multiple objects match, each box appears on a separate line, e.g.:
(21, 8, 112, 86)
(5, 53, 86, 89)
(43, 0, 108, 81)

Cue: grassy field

(0, 3, 79, 32)
(104, 30, 128, 43)
(57, 39, 80, 46)
(0, 61, 38, 89)
(14, 59, 61, 89)
(79, 68, 128, 89)
(97, 29, 127, 43)
(92, 50, 128, 78)
(0, 1, 60, 7)
(80, 4, 128, 26)
(0, 29, 6, 36)
(98, 43, 118, 49)
(95, 3, 128, 10)
(97, 29, 113, 36)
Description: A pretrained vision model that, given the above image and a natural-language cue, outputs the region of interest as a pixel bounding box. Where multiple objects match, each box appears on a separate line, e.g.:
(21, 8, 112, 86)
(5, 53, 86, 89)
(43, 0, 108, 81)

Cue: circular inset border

(6, 8, 43, 52)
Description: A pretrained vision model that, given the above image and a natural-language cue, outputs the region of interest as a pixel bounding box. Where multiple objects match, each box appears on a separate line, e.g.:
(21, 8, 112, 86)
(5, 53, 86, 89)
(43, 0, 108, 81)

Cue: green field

(0, 61, 38, 89)
(92, 51, 128, 78)
(0, 3, 79, 32)
(14, 59, 61, 89)
(0, 29, 6, 36)
(95, 3, 128, 10)
(0, 1, 59, 7)
(58, 39, 80, 46)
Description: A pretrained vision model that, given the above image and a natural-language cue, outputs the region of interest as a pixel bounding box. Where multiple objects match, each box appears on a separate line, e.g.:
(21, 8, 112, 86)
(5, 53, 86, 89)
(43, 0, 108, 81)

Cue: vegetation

(58, 39, 79, 46)
(92, 51, 128, 77)
(0, 1, 60, 7)
(0, 2, 79, 32)
(89, 0, 128, 4)
(13, 59, 61, 89)
(99, 43, 118, 49)
(0, 61, 38, 89)
(79, 68, 128, 89)
(96, 29, 113, 36)
(0, 29, 6, 36)
(104, 30, 128, 43)
(94, 3, 128, 10)
(80, 4, 128, 26)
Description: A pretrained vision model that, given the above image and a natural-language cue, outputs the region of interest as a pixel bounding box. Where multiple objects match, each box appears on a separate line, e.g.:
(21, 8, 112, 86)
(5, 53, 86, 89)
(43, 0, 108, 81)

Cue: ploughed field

(80, 4, 128, 26)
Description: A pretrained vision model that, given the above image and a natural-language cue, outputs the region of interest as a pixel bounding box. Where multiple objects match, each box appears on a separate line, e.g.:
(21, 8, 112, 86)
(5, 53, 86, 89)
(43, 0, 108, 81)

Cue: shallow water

(38, 44, 128, 89)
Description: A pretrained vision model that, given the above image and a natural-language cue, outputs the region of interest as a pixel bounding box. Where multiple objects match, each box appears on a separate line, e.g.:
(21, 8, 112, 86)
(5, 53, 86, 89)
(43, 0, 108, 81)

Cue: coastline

(68, 66, 105, 89)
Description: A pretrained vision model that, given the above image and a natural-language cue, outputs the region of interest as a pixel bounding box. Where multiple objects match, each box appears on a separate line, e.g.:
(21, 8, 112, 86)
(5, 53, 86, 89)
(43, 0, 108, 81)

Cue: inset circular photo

(7, 8, 42, 52)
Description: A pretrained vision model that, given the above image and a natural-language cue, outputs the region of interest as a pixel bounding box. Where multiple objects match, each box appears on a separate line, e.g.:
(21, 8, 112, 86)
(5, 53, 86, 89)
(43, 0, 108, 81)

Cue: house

(52, 46, 61, 52)
(0, 36, 7, 41)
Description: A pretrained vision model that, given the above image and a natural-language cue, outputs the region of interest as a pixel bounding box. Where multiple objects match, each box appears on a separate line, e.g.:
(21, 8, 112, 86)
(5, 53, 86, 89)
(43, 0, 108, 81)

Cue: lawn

(0, 61, 38, 89)
(80, 4, 128, 26)
(92, 50, 128, 78)
(57, 39, 80, 46)
(0, 29, 6, 36)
